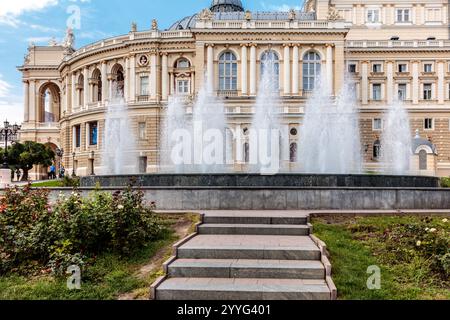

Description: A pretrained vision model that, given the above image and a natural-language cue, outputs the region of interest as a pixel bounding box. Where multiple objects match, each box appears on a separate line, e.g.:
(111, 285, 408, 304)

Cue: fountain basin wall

(80, 173, 440, 188)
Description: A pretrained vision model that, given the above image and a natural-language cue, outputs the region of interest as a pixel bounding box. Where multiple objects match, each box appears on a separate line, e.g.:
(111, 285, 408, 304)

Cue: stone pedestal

(0, 168, 11, 189)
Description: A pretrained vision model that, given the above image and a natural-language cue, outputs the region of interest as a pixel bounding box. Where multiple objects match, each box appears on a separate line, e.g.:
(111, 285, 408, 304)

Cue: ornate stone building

(18, 0, 450, 178)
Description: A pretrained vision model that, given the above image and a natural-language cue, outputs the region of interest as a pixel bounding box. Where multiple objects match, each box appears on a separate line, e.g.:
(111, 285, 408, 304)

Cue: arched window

(39, 83, 61, 123)
(219, 52, 237, 91)
(303, 51, 321, 91)
(419, 150, 427, 170)
(373, 140, 381, 160)
(176, 58, 190, 69)
(111, 64, 124, 98)
(244, 142, 250, 163)
(261, 50, 280, 90)
(92, 69, 102, 103)
(290, 142, 297, 163)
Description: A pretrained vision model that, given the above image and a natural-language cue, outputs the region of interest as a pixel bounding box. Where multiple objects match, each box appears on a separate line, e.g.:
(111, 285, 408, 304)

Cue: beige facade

(18, 0, 450, 178)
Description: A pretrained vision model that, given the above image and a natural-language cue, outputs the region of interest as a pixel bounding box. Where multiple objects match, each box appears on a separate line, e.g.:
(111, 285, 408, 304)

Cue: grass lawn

(312, 215, 450, 300)
(0, 214, 198, 300)
(31, 180, 64, 187)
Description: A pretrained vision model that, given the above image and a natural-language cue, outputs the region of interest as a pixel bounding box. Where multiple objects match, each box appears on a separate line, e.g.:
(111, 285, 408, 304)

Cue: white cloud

(260, 2, 303, 12)
(0, 74, 23, 124)
(0, 0, 59, 27)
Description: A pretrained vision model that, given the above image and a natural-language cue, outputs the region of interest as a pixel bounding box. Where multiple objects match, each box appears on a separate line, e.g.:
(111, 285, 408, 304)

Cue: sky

(0, 0, 305, 124)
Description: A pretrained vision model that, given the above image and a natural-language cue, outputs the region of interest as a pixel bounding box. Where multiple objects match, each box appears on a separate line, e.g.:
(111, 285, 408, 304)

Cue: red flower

(0, 204, 6, 213)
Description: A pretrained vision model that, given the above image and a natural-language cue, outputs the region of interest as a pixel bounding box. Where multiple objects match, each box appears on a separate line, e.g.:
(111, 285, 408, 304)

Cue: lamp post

(89, 150, 95, 176)
(1, 120, 21, 169)
(56, 147, 64, 178)
(72, 152, 76, 177)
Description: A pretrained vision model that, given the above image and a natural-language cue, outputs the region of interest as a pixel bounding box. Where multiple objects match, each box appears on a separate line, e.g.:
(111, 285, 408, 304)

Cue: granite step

(168, 259, 325, 279)
(156, 278, 331, 300)
(198, 223, 310, 235)
(177, 235, 321, 260)
(203, 215, 308, 226)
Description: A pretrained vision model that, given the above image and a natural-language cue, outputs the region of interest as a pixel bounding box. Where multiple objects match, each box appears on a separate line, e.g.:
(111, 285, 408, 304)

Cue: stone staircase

(151, 211, 336, 300)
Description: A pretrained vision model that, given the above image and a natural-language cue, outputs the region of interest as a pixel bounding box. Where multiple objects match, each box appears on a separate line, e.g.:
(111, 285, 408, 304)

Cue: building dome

(210, 0, 244, 12)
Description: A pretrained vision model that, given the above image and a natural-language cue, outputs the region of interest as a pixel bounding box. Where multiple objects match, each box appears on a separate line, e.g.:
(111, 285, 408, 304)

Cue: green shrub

(0, 184, 165, 276)
(441, 177, 450, 188)
(62, 176, 80, 187)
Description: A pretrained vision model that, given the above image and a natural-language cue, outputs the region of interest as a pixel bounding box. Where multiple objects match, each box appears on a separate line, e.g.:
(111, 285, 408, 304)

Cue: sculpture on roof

(152, 19, 158, 30)
(327, 7, 342, 21)
(63, 27, 75, 50)
(245, 10, 252, 21)
(288, 9, 296, 21)
(198, 8, 214, 21)
(131, 22, 137, 32)
(304, 0, 316, 13)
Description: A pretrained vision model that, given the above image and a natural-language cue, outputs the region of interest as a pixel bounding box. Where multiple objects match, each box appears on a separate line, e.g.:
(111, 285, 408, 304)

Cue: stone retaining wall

(42, 187, 450, 210)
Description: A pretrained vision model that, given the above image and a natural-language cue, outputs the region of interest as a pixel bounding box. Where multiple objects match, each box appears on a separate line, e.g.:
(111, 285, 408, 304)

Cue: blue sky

(0, 0, 305, 123)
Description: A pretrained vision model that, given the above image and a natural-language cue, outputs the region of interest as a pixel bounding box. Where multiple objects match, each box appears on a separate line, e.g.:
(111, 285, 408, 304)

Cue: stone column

(437, 60, 445, 104)
(235, 124, 242, 162)
(283, 44, 291, 95)
(72, 126, 76, 150)
(23, 81, 29, 122)
(29, 80, 36, 122)
(101, 62, 107, 104)
(241, 44, 248, 95)
(361, 61, 369, 105)
(71, 72, 76, 111)
(207, 44, 214, 85)
(326, 44, 334, 94)
(169, 73, 174, 95)
(150, 51, 157, 100)
(386, 60, 394, 104)
(130, 55, 136, 102)
(124, 58, 129, 101)
(83, 67, 89, 109)
(412, 60, 419, 104)
(161, 53, 169, 101)
(249, 44, 257, 96)
(292, 45, 299, 95)
(85, 122, 90, 151)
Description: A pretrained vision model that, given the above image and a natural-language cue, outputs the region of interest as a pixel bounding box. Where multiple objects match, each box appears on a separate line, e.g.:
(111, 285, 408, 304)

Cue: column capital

(282, 43, 291, 48)
(160, 52, 169, 57)
(240, 43, 248, 48)
(361, 60, 370, 64)
(100, 60, 107, 65)
(325, 43, 335, 48)
(249, 43, 258, 47)
(385, 60, 395, 64)
(436, 59, 447, 64)
(411, 60, 421, 64)
(205, 43, 215, 48)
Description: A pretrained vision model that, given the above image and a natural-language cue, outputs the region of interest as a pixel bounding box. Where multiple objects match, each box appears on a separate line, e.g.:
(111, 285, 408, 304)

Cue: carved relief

(327, 7, 342, 21)
(198, 8, 214, 21)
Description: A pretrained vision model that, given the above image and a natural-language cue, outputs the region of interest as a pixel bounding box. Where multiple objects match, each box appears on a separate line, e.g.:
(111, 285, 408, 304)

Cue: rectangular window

(423, 84, 432, 100)
(372, 63, 382, 73)
(424, 64, 433, 73)
(373, 118, 383, 131)
(177, 80, 189, 94)
(372, 84, 382, 101)
(424, 118, 434, 130)
(367, 9, 380, 23)
(348, 63, 357, 73)
(89, 122, 98, 146)
(396, 9, 411, 22)
(138, 122, 146, 140)
(398, 64, 408, 73)
(74, 125, 81, 148)
(398, 84, 407, 101)
(140, 76, 149, 96)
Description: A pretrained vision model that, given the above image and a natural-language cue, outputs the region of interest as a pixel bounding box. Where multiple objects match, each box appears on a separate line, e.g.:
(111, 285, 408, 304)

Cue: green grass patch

(313, 215, 450, 300)
(31, 180, 64, 188)
(0, 228, 177, 300)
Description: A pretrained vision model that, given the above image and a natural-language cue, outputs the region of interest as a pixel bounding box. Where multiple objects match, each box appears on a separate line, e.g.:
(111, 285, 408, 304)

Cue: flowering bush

(0, 184, 165, 276)
(381, 217, 450, 278)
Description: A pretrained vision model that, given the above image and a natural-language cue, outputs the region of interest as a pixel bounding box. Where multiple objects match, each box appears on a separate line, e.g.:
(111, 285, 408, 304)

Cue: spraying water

(101, 83, 138, 174)
(249, 51, 281, 174)
(381, 100, 412, 175)
(299, 79, 362, 174)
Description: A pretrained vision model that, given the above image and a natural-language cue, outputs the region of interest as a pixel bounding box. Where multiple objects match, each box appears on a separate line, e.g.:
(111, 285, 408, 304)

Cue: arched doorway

(39, 83, 61, 123)
(111, 64, 125, 98)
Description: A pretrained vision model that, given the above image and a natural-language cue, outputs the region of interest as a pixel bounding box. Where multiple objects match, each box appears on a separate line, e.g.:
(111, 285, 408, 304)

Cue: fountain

(381, 100, 412, 175)
(101, 84, 138, 175)
(298, 78, 362, 174)
(249, 51, 282, 174)
(161, 74, 228, 173)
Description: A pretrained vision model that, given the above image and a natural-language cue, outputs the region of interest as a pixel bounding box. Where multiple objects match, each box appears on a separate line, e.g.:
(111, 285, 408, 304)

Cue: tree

(7, 141, 55, 181)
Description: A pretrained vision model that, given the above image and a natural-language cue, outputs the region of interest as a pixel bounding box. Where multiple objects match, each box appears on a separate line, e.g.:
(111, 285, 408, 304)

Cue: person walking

(15, 168, 21, 181)
(60, 165, 65, 178)
(49, 164, 56, 180)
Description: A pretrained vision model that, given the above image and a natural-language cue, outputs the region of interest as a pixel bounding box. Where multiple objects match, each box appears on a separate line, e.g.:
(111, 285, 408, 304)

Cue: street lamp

(72, 152, 76, 177)
(89, 150, 95, 176)
(1, 120, 21, 169)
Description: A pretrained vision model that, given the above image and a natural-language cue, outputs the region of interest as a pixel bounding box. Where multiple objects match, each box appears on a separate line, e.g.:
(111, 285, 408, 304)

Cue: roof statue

(63, 28, 75, 50)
